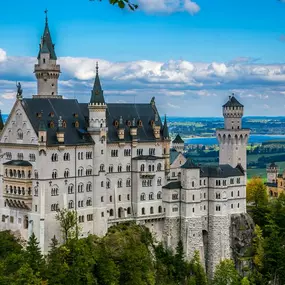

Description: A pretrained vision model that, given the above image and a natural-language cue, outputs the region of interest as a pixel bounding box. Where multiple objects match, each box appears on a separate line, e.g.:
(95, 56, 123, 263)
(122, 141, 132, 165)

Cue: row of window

(51, 152, 93, 162)
(1, 215, 28, 229)
(140, 163, 162, 172)
(111, 148, 158, 157)
(141, 206, 163, 215)
(108, 164, 131, 173)
(5, 185, 31, 196)
(140, 191, 162, 201)
(216, 178, 241, 186)
(68, 198, 92, 209)
(5, 169, 31, 179)
(78, 214, 94, 223)
(52, 167, 93, 179)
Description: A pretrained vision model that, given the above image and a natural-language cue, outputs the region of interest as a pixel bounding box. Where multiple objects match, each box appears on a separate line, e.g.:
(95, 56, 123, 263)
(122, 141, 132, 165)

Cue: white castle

(0, 15, 250, 275)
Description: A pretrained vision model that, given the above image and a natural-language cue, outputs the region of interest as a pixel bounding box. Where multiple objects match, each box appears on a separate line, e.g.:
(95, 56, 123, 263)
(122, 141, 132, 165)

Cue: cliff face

(230, 213, 255, 274)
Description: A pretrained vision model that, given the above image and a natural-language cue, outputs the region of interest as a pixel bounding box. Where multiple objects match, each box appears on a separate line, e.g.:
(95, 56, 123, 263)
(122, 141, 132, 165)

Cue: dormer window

(62, 120, 67, 128)
(75, 121, 79, 128)
(150, 120, 154, 126)
(138, 120, 143, 127)
(49, 121, 55, 128)
(127, 120, 131, 127)
(36, 112, 42, 118)
(74, 113, 78, 118)
(114, 120, 119, 127)
(43, 58, 45, 64)
(49, 112, 54, 118)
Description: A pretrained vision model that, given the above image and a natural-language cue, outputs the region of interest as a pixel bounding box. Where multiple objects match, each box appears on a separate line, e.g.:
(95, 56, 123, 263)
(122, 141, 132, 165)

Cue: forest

(0, 179, 284, 285)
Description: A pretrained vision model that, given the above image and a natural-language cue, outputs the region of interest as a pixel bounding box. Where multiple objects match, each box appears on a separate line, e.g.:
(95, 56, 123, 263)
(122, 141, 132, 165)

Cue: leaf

(118, 1, 125, 8)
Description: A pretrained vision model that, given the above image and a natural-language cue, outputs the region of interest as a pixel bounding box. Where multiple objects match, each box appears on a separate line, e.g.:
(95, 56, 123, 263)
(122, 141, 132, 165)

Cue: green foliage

(212, 259, 240, 285)
(91, 0, 138, 11)
(0, 231, 22, 260)
(55, 208, 79, 242)
(240, 277, 250, 285)
(246, 177, 268, 207)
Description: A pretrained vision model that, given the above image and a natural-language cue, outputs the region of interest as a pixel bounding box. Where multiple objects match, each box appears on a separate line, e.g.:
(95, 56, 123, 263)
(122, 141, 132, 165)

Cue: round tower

(267, 162, 278, 183)
(216, 94, 250, 171)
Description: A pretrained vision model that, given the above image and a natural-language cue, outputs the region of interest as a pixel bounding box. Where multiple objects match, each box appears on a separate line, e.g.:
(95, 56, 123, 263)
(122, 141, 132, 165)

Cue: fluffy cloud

(137, 0, 200, 15)
(0, 48, 7, 62)
(1, 47, 285, 115)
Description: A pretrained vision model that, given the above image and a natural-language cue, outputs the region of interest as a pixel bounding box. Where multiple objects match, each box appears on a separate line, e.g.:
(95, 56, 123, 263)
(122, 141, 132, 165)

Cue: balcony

(140, 172, 155, 179)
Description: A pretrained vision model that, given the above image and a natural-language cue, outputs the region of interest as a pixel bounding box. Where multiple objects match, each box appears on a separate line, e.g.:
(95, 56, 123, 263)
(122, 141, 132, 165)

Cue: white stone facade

(0, 19, 249, 276)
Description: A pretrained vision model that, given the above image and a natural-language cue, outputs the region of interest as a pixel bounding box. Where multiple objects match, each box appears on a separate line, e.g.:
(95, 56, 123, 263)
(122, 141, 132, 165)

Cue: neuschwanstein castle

(0, 15, 250, 275)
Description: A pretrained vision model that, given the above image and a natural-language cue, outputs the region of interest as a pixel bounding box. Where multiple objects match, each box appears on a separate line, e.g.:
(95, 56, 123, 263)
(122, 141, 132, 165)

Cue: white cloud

(2, 92, 15, 100)
(0, 48, 7, 62)
(137, 0, 200, 15)
(167, 102, 180, 109)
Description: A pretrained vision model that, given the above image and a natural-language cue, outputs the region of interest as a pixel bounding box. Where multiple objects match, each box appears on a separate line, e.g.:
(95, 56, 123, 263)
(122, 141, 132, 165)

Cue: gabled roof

(90, 63, 105, 105)
(21, 98, 93, 146)
(269, 162, 277, 168)
(223, 95, 243, 108)
(3, 160, 32, 167)
(181, 157, 199, 169)
(37, 19, 57, 60)
(173, 134, 184, 143)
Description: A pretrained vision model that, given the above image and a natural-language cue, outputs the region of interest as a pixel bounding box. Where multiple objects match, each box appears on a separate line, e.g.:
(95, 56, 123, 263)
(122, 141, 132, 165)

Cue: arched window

(68, 200, 74, 209)
(216, 192, 221, 199)
(148, 165, 152, 172)
(100, 164, 105, 172)
(34, 170, 38, 179)
(141, 208, 145, 215)
(34, 187, 38, 196)
(86, 198, 92, 206)
(126, 179, 131, 187)
(192, 181, 195, 187)
(109, 165, 114, 173)
(127, 207, 131, 215)
(157, 178, 162, 186)
(117, 179, 122, 188)
(101, 181, 104, 187)
(149, 192, 154, 200)
(118, 165, 122, 172)
(157, 191, 162, 199)
(109, 209, 114, 216)
(126, 164, 131, 172)
(78, 167, 84, 177)
(140, 164, 145, 172)
(17, 129, 23, 140)
(64, 169, 69, 178)
(86, 182, 92, 192)
(51, 186, 59, 196)
(157, 163, 162, 171)
(110, 196, 113, 202)
(106, 179, 110, 189)
(68, 184, 74, 194)
(78, 183, 84, 193)
(52, 170, 57, 179)
(150, 207, 154, 214)
(140, 193, 146, 201)
(158, 206, 162, 213)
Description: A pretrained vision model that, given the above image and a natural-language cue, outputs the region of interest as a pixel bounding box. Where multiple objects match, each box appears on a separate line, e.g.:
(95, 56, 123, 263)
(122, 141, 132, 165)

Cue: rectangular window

(237, 178, 241, 184)
(230, 178, 234, 184)
(10, 216, 14, 223)
(101, 212, 104, 217)
(2, 215, 5, 222)
(223, 180, 226, 186)
(137, 149, 143, 156)
(149, 148, 155, 155)
(111, 150, 118, 157)
(172, 207, 179, 212)
(35, 205, 38, 212)
(172, 194, 179, 200)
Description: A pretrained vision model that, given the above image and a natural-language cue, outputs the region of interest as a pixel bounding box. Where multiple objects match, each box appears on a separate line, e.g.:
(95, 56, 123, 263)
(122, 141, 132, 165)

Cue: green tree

(212, 259, 240, 285)
(189, 250, 207, 285)
(0, 231, 22, 260)
(246, 177, 268, 207)
(91, 0, 138, 10)
(252, 225, 264, 271)
(24, 233, 45, 276)
(55, 208, 79, 242)
(240, 277, 250, 285)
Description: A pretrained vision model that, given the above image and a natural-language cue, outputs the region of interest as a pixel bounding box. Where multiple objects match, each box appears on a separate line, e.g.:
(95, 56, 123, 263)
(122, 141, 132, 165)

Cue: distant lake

(185, 135, 285, 145)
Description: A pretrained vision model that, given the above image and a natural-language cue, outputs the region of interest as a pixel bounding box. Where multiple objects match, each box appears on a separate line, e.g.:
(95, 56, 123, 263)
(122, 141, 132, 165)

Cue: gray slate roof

(133, 155, 164, 161)
(223, 95, 243, 108)
(21, 98, 93, 146)
(173, 134, 184, 143)
(181, 157, 200, 169)
(170, 149, 179, 164)
(3, 160, 32, 167)
(163, 181, 181, 189)
(200, 164, 244, 178)
(90, 66, 105, 104)
(38, 21, 57, 60)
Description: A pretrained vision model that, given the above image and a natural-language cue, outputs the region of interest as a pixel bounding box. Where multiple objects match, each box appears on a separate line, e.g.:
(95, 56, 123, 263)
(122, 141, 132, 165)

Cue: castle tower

(172, 134, 184, 152)
(34, 10, 61, 98)
(87, 63, 108, 236)
(162, 115, 171, 175)
(216, 94, 250, 171)
(267, 162, 278, 183)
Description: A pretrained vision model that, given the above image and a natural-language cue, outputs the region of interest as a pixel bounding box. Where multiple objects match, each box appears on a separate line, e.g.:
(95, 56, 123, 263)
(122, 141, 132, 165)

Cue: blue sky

(1, 0, 285, 116)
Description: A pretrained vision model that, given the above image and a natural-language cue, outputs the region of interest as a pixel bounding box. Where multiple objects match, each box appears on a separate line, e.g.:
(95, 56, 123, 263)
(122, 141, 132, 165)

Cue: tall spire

(90, 62, 105, 104)
(162, 114, 170, 140)
(37, 10, 57, 60)
(0, 110, 4, 132)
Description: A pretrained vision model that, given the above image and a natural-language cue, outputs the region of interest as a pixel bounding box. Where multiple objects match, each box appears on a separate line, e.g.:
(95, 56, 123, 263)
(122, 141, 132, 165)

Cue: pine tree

(24, 233, 44, 276)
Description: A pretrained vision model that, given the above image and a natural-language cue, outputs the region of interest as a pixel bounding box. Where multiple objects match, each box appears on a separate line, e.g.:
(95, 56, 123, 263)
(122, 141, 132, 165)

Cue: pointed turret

(34, 10, 61, 98)
(0, 110, 4, 132)
(162, 115, 170, 140)
(90, 62, 105, 105)
(38, 10, 57, 60)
